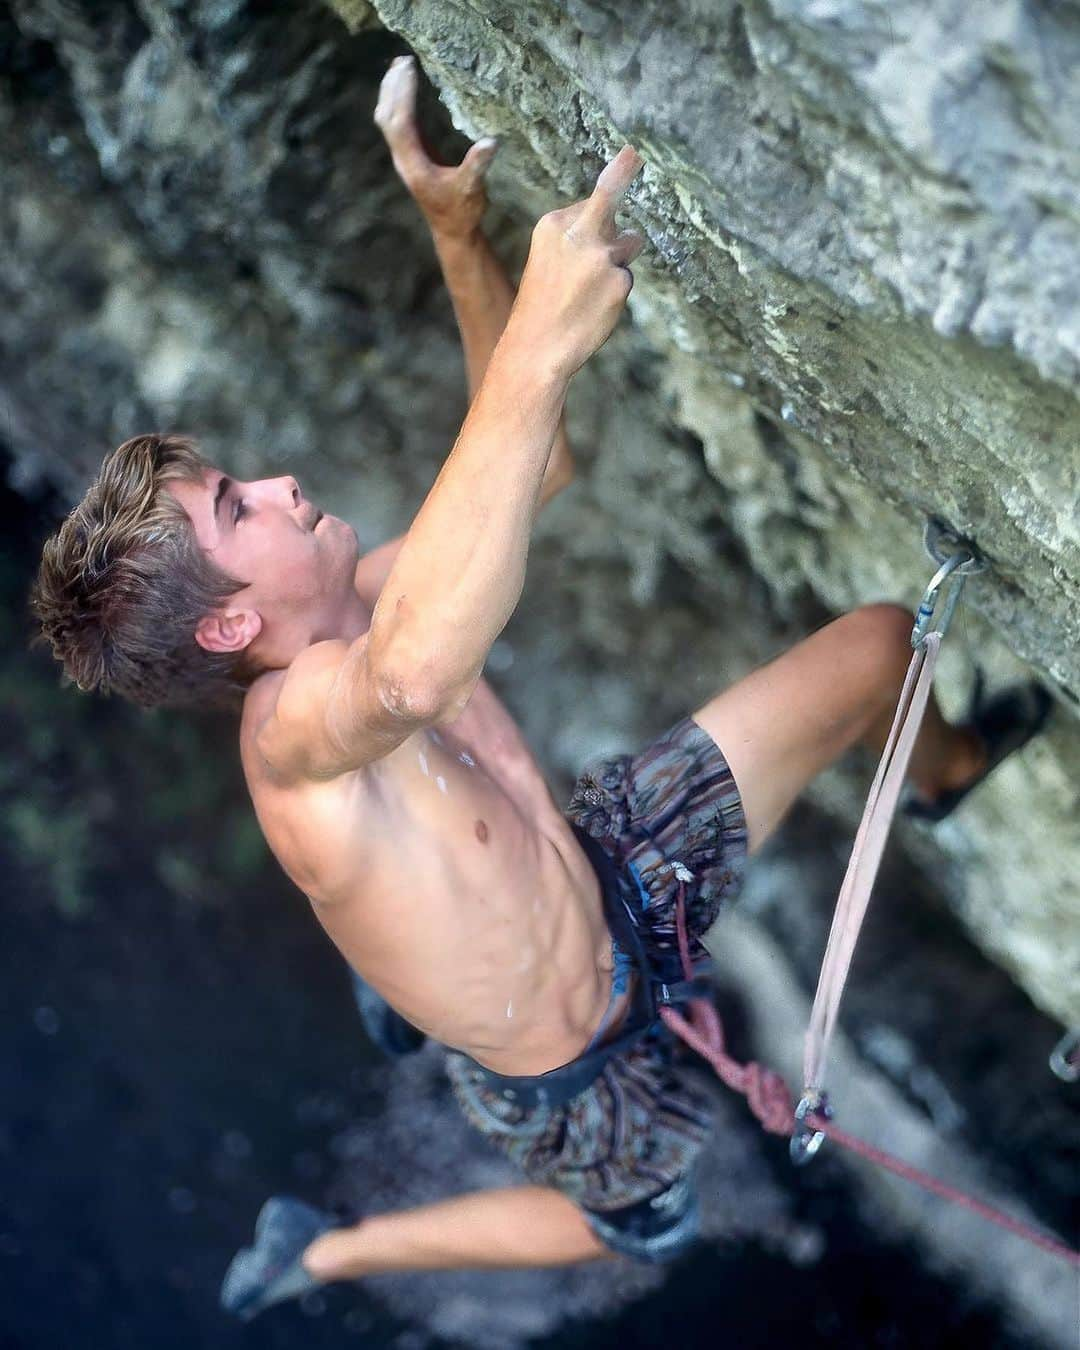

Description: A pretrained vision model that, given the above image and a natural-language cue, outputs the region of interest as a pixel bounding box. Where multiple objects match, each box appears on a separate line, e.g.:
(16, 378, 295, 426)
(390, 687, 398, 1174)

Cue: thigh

(569, 714, 749, 945)
(692, 604, 913, 856)
(446, 1035, 715, 1215)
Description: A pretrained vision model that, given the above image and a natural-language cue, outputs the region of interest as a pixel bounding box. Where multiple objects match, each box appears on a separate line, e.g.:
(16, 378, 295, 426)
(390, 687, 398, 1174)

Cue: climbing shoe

(220, 1196, 337, 1321)
(903, 677, 1053, 822)
(350, 967, 427, 1056)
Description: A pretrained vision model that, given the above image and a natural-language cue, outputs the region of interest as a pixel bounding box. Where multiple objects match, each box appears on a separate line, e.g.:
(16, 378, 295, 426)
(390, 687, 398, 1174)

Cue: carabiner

(911, 553, 968, 648)
(1049, 1027, 1080, 1082)
(911, 519, 986, 649)
(789, 1090, 830, 1166)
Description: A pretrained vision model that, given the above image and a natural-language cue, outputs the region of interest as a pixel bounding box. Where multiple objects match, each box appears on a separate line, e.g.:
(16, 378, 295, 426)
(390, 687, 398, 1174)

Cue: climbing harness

(658, 520, 1079, 1267)
(458, 821, 703, 1112)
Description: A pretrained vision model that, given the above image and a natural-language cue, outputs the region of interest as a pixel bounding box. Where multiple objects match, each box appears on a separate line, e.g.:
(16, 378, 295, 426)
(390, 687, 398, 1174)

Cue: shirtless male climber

(33, 54, 1051, 1317)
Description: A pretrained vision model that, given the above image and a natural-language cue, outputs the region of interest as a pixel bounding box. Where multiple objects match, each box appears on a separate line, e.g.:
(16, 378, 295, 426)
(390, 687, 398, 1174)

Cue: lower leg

(859, 658, 987, 803)
(303, 1185, 611, 1281)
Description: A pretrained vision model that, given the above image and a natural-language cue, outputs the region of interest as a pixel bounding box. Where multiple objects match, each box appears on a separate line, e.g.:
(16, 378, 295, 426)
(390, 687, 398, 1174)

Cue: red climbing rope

(660, 880, 1080, 1269)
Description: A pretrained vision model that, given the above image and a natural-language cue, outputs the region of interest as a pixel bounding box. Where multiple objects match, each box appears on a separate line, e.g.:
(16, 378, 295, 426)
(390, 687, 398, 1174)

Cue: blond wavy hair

(32, 433, 255, 708)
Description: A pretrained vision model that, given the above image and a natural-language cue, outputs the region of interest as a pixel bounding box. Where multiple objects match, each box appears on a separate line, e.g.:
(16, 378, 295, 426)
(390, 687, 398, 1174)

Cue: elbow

(366, 619, 440, 725)
(375, 665, 444, 725)
(370, 616, 481, 726)
(375, 651, 476, 726)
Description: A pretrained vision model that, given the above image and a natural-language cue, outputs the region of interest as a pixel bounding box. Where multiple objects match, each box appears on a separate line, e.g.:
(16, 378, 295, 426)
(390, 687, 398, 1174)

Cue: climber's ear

(195, 607, 262, 655)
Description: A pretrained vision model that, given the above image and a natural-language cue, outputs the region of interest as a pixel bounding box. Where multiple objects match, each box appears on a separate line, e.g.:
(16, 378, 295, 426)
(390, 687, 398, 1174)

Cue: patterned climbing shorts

(445, 715, 749, 1263)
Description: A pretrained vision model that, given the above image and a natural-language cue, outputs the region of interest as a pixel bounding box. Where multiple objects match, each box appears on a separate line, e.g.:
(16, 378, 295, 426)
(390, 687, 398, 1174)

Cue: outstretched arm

(365, 141, 643, 723)
(375, 54, 574, 507)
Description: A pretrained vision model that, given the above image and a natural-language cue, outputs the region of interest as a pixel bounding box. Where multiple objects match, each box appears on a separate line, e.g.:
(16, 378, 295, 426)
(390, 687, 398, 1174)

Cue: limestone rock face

(355, 0, 1080, 700)
(334, 2, 1080, 1015)
(2, 0, 1077, 1198)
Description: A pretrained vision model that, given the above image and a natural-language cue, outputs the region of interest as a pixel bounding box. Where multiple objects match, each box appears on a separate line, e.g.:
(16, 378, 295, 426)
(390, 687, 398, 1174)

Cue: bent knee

(826, 604, 917, 715)
(843, 603, 914, 669)
(848, 601, 914, 643)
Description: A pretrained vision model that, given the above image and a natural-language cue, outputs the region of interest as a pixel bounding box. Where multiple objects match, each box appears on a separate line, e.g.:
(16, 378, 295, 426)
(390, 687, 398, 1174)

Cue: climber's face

(167, 466, 361, 665)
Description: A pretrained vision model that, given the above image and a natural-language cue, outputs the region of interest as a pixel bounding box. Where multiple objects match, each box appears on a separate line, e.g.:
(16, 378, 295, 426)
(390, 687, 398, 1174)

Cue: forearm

(432, 228, 513, 399)
(433, 227, 574, 488)
(370, 332, 567, 714)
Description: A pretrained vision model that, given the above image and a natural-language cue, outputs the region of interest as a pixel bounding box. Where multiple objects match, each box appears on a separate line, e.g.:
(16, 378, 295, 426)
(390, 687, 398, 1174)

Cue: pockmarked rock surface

(2, 0, 1075, 1021)
(325, 4, 1080, 1021)
(1, 2, 1076, 1329)
(352, 0, 1080, 700)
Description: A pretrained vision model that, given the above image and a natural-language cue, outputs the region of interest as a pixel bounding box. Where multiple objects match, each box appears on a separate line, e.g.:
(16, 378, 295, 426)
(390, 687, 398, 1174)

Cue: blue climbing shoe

(220, 1196, 336, 1321)
(350, 968, 427, 1056)
(903, 677, 1053, 822)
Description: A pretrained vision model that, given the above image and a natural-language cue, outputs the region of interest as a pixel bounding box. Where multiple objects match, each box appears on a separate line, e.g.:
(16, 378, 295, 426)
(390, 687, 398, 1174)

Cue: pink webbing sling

(658, 525, 1079, 1267)
(797, 628, 943, 1140)
(793, 523, 982, 1158)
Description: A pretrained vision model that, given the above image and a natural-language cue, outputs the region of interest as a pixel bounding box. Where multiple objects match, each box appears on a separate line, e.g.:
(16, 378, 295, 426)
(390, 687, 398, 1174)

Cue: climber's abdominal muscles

(246, 671, 615, 1077)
